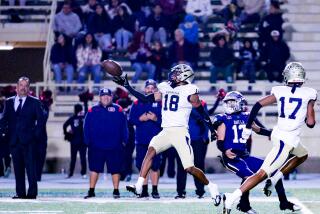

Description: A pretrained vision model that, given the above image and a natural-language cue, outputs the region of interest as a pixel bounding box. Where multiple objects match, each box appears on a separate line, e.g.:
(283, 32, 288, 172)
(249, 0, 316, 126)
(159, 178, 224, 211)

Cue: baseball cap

(145, 79, 157, 88)
(271, 30, 280, 37)
(99, 88, 112, 96)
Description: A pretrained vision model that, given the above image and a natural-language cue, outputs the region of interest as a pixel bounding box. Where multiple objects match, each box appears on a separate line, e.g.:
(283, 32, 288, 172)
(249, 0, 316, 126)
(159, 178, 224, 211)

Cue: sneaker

(138, 191, 149, 198)
(151, 191, 160, 199)
(126, 185, 140, 196)
(113, 189, 120, 199)
(82, 174, 87, 179)
(263, 179, 273, 197)
(174, 193, 186, 199)
(280, 201, 301, 212)
(84, 191, 95, 199)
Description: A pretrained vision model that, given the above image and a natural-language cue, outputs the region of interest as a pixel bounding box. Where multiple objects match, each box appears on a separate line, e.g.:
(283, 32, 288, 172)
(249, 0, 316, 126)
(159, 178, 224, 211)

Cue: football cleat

(213, 194, 222, 206)
(126, 185, 140, 196)
(280, 201, 302, 212)
(236, 203, 258, 214)
(223, 194, 232, 214)
(263, 179, 273, 197)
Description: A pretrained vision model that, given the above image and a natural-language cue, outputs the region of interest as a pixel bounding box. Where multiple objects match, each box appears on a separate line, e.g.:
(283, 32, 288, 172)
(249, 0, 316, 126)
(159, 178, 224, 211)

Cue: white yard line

(0, 211, 63, 213)
(0, 197, 314, 214)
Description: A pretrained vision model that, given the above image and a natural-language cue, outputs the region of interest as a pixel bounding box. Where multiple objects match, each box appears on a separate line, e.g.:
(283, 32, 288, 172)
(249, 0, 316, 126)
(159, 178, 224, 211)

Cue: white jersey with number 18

(157, 82, 199, 128)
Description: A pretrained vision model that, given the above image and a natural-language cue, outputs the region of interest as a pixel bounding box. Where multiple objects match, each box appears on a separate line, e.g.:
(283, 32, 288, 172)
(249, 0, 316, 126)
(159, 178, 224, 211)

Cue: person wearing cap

(261, 29, 290, 82)
(129, 80, 162, 198)
(63, 104, 87, 179)
(83, 88, 128, 199)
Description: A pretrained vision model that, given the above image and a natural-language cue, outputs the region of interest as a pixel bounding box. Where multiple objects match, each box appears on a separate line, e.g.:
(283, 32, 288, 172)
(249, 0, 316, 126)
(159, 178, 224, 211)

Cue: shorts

(149, 127, 194, 169)
(261, 137, 308, 176)
(88, 147, 123, 174)
(135, 144, 161, 171)
(222, 155, 264, 178)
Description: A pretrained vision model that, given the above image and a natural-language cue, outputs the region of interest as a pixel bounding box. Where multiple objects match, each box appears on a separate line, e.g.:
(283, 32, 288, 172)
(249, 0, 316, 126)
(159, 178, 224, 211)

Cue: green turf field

(0, 188, 318, 214)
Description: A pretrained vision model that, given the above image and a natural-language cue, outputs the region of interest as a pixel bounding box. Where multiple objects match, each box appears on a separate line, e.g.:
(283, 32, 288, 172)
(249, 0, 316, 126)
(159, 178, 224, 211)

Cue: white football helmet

(168, 64, 194, 83)
(282, 62, 306, 85)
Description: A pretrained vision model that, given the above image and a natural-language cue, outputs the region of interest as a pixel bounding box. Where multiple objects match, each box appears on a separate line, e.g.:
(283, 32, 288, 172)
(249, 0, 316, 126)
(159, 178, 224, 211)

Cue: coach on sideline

(83, 88, 128, 199)
(0, 77, 45, 199)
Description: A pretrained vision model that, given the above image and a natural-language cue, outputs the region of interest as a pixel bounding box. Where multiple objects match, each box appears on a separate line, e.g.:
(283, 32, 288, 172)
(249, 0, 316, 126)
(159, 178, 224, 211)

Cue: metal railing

(42, 0, 57, 84)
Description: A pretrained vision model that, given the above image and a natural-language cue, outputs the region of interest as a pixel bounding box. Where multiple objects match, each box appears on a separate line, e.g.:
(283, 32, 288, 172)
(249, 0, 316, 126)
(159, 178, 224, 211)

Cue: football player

(223, 62, 317, 213)
(215, 91, 300, 213)
(113, 64, 221, 205)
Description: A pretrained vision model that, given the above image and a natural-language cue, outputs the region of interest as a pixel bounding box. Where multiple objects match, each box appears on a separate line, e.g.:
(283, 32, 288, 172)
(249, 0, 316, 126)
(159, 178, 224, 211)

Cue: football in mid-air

(102, 59, 123, 76)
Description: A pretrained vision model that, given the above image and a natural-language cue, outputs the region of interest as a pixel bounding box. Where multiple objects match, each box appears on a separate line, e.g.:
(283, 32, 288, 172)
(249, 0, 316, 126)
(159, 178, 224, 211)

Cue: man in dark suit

(1, 77, 45, 199)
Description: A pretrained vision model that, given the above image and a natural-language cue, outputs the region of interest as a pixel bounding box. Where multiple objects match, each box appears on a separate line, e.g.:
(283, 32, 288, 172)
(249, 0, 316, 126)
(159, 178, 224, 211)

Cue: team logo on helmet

(223, 91, 246, 114)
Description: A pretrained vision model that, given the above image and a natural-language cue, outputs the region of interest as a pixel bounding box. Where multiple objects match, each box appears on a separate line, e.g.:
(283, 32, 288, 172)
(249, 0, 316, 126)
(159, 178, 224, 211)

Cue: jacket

(84, 103, 128, 150)
(129, 100, 162, 145)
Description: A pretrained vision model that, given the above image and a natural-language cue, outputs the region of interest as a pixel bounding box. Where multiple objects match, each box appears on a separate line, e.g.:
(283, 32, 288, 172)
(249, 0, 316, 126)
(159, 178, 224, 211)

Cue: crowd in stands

(49, 0, 290, 92)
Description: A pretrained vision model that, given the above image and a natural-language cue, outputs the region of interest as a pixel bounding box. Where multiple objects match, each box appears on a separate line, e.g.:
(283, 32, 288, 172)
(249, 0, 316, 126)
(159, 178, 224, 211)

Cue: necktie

(16, 99, 22, 115)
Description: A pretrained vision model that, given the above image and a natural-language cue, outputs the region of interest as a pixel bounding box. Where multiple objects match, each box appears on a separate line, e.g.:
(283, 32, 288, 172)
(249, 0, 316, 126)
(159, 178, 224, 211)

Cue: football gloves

(113, 74, 129, 87)
(241, 127, 252, 140)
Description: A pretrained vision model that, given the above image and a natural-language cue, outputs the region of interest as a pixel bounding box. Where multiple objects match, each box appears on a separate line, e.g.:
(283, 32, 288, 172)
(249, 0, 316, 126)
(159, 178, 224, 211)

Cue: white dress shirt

(14, 96, 27, 111)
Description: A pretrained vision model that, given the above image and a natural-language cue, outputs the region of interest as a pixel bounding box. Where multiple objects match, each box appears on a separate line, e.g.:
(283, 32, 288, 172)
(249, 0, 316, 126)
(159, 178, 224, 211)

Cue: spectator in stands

(112, 5, 135, 51)
(76, 33, 102, 90)
(186, 0, 212, 24)
(239, 39, 257, 90)
(145, 4, 168, 46)
(53, 2, 82, 45)
(178, 14, 199, 45)
(87, 4, 113, 52)
(81, 0, 98, 26)
(63, 104, 87, 179)
(261, 30, 290, 82)
(159, 0, 185, 33)
(105, 0, 132, 20)
(50, 34, 75, 92)
(210, 34, 234, 90)
(128, 32, 156, 83)
(84, 88, 128, 199)
(219, 1, 241, 27)
(151, 41, 167, 82)
(259, 0, 284, 47)
(129, 80, 162, 198)
(168, 29, 196, 68)
(235, 0, 265, 27)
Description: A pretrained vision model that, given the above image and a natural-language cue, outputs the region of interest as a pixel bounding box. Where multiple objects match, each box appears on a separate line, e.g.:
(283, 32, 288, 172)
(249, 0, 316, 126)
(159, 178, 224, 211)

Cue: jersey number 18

(164, 94, 179, 112)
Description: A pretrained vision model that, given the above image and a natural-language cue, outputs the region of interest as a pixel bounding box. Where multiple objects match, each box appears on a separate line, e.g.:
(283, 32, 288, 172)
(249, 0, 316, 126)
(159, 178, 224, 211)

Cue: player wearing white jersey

(113, 64, 221, 206)
(222, 62, 317, 214)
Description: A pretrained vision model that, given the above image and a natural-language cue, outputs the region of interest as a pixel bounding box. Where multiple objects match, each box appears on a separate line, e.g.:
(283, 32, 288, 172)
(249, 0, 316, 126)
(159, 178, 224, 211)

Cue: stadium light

(0, 42, 14, 50)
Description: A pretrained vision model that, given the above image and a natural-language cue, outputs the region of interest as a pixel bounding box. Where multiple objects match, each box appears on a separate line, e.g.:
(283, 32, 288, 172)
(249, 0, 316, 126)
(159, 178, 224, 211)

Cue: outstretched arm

(113, 75, 160, 103)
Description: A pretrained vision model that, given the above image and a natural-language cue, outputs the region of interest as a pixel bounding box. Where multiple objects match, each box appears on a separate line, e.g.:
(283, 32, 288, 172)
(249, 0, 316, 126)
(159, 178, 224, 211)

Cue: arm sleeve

(208, 98, 221, 115)
(246, 102, 262, 129)
(125, 84, 155, 103)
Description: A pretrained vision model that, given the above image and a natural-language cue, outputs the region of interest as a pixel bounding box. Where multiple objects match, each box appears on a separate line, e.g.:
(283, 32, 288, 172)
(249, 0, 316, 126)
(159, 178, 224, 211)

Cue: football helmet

(282, 62, 306, 85)
(223, 91, 246, 114)
(168, 64, 194, 83)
